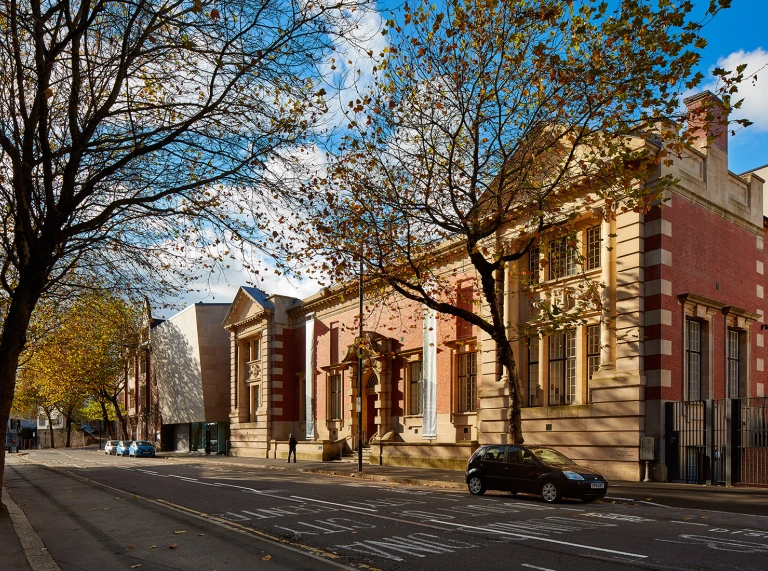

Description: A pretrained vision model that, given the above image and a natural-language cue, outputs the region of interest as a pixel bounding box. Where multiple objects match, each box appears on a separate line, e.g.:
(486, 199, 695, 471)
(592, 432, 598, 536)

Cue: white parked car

(104, 440, 119, 455)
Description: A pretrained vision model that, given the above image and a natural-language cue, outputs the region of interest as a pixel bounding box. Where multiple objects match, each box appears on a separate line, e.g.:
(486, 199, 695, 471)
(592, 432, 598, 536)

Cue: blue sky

(694, 0, 768, 173)
(160, 0, 768, 316)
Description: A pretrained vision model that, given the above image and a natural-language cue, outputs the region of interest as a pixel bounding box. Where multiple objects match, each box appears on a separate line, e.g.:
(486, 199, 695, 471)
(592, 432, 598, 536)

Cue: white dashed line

(428, 519, 648, 559)
(289, 496, 379, 512)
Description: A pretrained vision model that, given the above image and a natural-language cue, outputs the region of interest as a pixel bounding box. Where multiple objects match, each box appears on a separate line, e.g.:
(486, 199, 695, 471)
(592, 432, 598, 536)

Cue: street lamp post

(357, 256, 363, 473)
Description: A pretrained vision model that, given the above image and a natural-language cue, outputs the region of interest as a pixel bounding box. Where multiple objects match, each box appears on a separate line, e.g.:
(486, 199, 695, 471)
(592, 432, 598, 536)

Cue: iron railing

(665, 397, 768, 486)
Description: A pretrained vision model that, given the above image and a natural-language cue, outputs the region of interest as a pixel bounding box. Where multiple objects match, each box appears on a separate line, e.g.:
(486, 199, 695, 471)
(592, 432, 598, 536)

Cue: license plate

(591, 482, 605, 489)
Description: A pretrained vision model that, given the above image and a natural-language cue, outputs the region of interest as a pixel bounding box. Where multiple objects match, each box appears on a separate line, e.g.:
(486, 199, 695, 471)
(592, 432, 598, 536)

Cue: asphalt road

(5, 450, 768, 571)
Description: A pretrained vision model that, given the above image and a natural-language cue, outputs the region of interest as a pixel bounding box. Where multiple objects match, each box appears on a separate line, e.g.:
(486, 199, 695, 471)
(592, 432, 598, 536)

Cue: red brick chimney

(684, 91, 728, 154)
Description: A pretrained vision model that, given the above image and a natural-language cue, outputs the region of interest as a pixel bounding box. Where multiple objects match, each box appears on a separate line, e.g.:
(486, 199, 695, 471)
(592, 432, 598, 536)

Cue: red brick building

(221, 92, 768, 483)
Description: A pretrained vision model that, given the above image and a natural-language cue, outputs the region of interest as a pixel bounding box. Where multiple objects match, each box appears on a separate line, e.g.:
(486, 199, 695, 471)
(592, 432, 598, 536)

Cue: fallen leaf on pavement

(261, 555, 272, 561)
(645, 498, 653, 501)
(131, 565, 141, 569)
(174, 530, 186, 534)
(126, 545, 135, 549)
(197, 534, 204, 537)
(149, 545, 157, 549)
(169, 544, 178, 549)
(103, 508, 111, 511)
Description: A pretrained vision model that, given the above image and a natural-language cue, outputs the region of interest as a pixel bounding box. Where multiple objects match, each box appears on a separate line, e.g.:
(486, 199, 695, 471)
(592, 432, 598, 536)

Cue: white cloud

(703, 48, 768, 132)
(159, 261, 323, 318)
(319, 8, 388, 130)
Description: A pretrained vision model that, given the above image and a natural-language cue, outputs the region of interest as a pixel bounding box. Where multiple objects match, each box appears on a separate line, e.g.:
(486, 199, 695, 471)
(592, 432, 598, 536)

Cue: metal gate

(737, 397, 768, 486)
(665, 400, 707, 484)
(665, 397, 768, 486)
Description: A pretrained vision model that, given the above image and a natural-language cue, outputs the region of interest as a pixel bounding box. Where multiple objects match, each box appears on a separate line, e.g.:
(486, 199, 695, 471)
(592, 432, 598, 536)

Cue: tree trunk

(106, 393, 128, 439)
(45, 409, 55, 450)
(0, 251, 53, 483)
(0, 422, 6, 464)
(100, 401, 115, 440)
(472, 256, 525, 445)
(64, 411, 73, 448)
(498, 337, 524, 445)
(0, 293, 37, 481)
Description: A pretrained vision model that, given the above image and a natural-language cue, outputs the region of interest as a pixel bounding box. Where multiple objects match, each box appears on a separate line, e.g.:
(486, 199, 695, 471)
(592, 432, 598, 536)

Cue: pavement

(3, 449, 768, 571)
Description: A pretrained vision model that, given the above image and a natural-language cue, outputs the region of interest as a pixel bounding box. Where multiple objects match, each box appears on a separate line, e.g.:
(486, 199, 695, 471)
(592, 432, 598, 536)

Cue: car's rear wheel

(540, 481, 561, 503)
(467, 475, 485, 496)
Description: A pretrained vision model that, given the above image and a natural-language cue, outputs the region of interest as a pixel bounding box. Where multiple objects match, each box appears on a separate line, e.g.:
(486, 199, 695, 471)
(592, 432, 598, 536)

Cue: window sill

(535, 267, 602, 288)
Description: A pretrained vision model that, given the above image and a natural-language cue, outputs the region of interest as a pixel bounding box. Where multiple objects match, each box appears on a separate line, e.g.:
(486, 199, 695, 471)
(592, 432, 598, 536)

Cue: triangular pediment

(222, 286, 275, 329)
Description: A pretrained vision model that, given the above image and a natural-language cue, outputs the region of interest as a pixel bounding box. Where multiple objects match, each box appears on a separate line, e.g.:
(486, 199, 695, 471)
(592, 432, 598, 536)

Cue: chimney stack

(684, 91, 728, 154)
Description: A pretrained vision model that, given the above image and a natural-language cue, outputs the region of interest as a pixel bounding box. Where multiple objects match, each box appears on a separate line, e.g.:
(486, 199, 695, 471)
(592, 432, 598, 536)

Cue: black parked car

(465, 444, 608, 503)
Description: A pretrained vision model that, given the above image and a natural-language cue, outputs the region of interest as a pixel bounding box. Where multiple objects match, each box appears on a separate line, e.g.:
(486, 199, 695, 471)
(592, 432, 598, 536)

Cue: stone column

(422, 307, 437, 439)
(600, 216, 615, 370)
(305, 314, 316, 440)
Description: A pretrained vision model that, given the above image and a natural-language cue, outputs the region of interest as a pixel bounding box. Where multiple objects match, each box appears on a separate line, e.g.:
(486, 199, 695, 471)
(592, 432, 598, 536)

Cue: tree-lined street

(3, 0, 768, 569)
(4, 450, 768, 571)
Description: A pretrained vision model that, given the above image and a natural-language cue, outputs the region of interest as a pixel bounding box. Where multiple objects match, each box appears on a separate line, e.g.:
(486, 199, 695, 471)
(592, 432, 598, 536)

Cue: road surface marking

(336, 532, 476, 562)
(580, 512, 655, 522)
(290, 496, 378, 511)
(275, 517, 376, 537)
(656, 534, 768, 553)
(430, 519, 648, 558)
(21, 461, 357, 570)
(707, 527, 768, 538)
(521, 564, 556, 571)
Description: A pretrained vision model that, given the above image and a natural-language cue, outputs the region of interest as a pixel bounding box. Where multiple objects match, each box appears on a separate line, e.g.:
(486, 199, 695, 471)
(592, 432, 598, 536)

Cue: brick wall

(645, 195, 765, 402)
(740, 448, 768, 485)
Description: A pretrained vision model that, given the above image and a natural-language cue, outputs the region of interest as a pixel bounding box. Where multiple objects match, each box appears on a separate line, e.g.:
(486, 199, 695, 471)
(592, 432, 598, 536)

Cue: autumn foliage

(13, 292, 140, 445)
(306, 0, 746, 443)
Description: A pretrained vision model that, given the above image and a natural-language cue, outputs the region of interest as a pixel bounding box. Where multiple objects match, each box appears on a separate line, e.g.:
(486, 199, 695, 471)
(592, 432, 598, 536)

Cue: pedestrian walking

(287, 433, 297, 463)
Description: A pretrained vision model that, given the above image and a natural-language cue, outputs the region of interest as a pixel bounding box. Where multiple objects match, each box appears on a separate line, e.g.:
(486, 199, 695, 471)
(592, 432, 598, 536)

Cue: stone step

(338, 447, 371, 464)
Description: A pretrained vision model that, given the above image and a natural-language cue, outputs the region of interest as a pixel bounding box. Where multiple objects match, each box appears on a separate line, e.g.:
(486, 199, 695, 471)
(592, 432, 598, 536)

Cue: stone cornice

(319, 362, 351, 374)
(290, 283, 358, 316)
(665, 181, 763, 236)
(397, 347, 424, 359)
(227, 309, 273, 331)
(443, 337, 477, 350)
(678, 293, 726, 311)
(722, 305, 762, 323)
